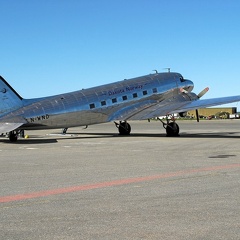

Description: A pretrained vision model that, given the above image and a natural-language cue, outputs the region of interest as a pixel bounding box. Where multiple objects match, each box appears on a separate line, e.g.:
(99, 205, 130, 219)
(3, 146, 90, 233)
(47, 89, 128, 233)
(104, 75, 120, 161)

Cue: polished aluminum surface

(1, 71, 240, 134)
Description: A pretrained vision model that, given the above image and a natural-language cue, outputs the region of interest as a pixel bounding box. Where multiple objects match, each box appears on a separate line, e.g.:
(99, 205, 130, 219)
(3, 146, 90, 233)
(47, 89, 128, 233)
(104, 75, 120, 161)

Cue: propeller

(197, 87, 209, 98)
(196, 87, 209, 122)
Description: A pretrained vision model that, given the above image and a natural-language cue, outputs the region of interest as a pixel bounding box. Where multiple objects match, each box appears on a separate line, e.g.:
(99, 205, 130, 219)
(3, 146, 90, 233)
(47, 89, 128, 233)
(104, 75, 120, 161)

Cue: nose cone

(182, 79, 194, 92)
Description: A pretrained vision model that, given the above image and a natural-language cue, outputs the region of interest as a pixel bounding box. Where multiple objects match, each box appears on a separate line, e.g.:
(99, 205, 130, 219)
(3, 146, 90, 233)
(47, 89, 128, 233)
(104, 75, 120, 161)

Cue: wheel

(62, 128, 68, 134)
(166, 122, 179, 136)
(118, 122, 131, 135)
(9, 131, 18, 142)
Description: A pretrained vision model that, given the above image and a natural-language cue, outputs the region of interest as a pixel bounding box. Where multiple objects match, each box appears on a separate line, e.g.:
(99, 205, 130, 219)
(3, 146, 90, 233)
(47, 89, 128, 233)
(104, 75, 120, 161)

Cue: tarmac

(0, 120, 240, 240)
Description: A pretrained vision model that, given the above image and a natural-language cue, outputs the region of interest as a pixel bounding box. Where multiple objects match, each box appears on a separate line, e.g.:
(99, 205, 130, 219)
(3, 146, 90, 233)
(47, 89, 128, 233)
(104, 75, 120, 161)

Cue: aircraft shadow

(179, 131, 240, 139)
(1, 131, 240, 144)
(58, 131, 240, 140)
(0, 138, 58, 144)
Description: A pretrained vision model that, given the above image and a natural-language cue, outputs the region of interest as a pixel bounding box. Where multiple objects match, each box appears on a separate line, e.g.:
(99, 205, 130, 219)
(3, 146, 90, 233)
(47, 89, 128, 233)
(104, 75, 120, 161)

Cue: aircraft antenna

(153, 70, 158, 74)
(163, 68, 171, 73)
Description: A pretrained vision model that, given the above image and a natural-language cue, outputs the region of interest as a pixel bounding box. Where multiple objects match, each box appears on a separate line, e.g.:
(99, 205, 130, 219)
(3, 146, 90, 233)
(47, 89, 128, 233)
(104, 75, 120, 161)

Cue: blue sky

(1, 0, 240, 108)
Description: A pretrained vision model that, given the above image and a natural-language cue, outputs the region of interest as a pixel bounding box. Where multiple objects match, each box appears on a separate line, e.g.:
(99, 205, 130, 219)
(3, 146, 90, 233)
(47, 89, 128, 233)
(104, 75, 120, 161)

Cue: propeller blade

(194, 88, 209, 123)
(197, 87, 209, 98)
(179, 87, 188, 93)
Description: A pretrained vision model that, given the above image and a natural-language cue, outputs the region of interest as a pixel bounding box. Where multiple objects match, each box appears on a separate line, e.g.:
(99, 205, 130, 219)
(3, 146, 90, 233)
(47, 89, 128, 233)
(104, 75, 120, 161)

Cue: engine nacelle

(179, 112, 187, 117)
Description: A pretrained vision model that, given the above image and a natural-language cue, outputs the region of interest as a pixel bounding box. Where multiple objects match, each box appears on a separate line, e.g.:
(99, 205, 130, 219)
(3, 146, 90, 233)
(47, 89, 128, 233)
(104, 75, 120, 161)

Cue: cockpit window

(180, 75, 185, 82)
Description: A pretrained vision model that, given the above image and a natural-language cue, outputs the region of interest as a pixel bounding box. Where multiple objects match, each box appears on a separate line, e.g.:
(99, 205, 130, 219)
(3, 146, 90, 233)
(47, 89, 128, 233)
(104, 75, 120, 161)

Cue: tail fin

(0, 76, 23, 116)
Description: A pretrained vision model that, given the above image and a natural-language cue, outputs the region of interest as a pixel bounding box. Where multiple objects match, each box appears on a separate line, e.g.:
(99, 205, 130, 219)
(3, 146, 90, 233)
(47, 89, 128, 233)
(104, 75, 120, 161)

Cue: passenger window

(101, 101, 106, 106)
(133, 93, 138, 98)
(143, 90, 148, 95)
(112, 98, 117, 103)
(89, 103, 95, 109)
(152, 88, 157, 93)
(122, 96, 127, 101)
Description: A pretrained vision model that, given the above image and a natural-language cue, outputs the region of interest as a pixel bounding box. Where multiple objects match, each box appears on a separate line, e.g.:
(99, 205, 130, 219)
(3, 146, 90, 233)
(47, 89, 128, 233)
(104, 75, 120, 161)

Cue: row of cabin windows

(89, 88, 158, 109)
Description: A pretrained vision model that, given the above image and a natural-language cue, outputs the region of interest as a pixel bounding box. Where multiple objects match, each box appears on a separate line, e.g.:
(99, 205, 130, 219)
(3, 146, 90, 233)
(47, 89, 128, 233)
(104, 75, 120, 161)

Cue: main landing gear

(114, 121, 131, 135)
(114, 117, 179, 137)
(157, 116, 179, 137)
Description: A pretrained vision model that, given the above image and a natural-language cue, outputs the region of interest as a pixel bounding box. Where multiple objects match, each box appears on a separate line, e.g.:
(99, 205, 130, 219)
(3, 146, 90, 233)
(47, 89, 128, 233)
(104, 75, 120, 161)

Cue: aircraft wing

(122, 95, 240, 120)
(168, 95, 240, 114)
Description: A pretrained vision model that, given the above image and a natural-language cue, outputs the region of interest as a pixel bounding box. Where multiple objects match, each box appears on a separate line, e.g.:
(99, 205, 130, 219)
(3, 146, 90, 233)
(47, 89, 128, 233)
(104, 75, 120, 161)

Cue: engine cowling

(179, 112, 187, 117)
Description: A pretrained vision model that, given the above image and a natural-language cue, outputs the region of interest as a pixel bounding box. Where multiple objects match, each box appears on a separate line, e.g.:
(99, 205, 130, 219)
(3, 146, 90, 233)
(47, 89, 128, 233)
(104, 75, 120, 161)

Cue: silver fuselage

(1, 72, 195, 130)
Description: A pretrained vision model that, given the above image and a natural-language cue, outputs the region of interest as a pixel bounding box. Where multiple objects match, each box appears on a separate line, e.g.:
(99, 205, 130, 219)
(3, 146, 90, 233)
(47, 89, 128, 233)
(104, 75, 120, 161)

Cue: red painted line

(1, 163, 239, 203)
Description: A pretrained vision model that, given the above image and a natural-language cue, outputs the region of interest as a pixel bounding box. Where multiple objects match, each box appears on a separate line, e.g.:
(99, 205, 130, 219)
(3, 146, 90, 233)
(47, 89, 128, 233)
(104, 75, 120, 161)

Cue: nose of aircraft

(182, 79, 194, 92)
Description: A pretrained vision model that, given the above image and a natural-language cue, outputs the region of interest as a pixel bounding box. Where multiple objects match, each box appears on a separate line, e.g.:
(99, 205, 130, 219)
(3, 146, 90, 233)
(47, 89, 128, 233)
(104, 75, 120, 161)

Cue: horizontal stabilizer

(0, 122, 24, 134)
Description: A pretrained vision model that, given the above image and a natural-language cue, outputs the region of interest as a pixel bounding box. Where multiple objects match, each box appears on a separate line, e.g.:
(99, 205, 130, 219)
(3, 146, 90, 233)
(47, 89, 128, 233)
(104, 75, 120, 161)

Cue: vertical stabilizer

(0, 76, 23, 116)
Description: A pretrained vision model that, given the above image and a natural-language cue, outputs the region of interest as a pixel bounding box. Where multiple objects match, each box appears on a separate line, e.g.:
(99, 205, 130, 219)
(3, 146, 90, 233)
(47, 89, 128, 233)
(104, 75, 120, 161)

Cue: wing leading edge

(168, 95, 240, 114)
(123, 95, 240, 121)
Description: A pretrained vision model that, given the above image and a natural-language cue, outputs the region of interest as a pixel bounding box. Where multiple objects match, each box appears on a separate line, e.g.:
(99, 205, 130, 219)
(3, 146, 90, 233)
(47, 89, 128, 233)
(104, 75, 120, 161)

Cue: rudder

(0, 76, 23, 116)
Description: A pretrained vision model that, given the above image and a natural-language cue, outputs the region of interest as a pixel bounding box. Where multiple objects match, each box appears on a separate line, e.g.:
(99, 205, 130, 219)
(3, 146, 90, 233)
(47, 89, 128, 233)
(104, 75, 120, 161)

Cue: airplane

(1, 71, 240, 142)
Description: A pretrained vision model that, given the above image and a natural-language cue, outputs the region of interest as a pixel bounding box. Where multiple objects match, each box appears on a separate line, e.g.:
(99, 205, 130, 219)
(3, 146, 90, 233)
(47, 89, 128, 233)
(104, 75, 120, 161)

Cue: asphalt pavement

(1, 120, 240, 240)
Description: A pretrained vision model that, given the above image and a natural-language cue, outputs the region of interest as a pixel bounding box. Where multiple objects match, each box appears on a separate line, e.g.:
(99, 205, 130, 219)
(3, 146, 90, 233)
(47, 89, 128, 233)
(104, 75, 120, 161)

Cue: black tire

(166, 122, 179, 136)
(9, 132, 18, 142)
(118, 122, 131, 135)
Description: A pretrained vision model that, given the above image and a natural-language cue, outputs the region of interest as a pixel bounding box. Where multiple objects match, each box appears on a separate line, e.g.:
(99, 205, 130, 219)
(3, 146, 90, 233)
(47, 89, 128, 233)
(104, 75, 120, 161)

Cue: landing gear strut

(62, 128, 68, 134)
(114, 121, 131, 135)
(157, 116, 179, 137)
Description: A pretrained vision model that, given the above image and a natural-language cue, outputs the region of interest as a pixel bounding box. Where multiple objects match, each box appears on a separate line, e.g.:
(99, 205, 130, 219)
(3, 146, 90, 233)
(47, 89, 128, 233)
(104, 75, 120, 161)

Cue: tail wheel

(118, 121, 131, 135)
(166, 122, 179, 137)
